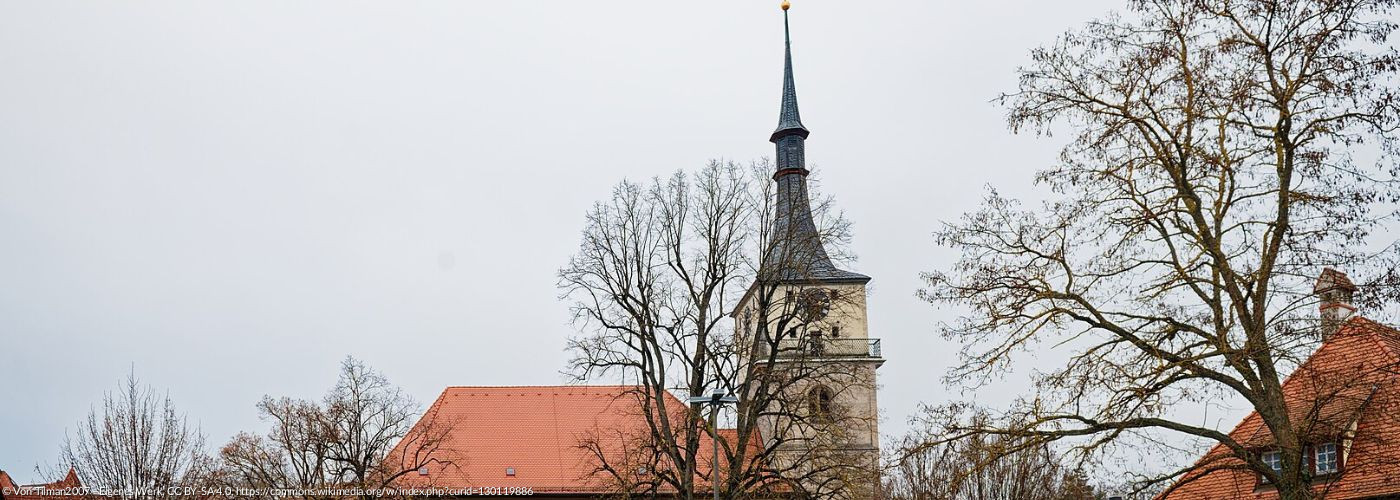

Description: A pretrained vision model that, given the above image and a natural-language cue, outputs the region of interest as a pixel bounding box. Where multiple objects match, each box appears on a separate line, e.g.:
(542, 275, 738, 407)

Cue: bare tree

(220, 397, 335, 498)
(559, 160, 879, 499)
(919, 0, 1400, 499)
(885, 409, 1095, 500)
(62, 370, 211, 499)
(219, 357, 456, 499)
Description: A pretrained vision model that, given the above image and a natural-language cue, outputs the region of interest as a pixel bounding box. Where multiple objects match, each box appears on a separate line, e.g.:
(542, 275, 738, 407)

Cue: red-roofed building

(393, 4, 884, 498)
(389, 386, 769, 498)
(0, 468, 88, 500)
(1161, 270, 1400, 499)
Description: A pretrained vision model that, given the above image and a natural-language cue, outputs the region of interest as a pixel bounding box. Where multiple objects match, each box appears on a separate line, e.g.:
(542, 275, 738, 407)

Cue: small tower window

(808, 386, 834, 420)
(798, 288, 832, 321)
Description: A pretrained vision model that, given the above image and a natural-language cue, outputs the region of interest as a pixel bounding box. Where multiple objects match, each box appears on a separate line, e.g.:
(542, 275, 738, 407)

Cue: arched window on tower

(808, 385, 834, 421)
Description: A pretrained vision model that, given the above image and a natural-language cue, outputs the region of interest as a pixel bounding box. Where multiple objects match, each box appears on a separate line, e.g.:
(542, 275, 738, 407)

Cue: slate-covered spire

(771, 1, 809, 145)
(762, 1, 868, 284)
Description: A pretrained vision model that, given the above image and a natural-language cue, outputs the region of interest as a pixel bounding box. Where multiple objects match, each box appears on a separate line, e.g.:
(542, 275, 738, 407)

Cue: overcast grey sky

(0, 0, 1244, 480)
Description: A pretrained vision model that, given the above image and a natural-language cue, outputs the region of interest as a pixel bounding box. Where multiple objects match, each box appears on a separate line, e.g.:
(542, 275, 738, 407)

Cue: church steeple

(771, 0, 809, 147)
(771, 1, 810, 179)
(738, 8, 883, 496)
(762, 1, 867, 284)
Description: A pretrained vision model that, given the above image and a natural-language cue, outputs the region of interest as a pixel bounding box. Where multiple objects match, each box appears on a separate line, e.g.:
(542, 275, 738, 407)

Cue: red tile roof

(0, 468, 85, 500)
(1161, 317, 1400, 499)
(0, 471, 13, 493)
(390, 385, 761, 495)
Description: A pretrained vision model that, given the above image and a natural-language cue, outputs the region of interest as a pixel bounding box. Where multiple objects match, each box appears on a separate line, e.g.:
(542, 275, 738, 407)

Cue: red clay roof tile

(389, 385, 760, 494)
(1162, 317, 1400, 499)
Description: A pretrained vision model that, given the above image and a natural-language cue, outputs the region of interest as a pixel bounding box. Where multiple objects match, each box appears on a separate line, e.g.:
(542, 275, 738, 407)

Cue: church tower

(734, 2, 883, 497)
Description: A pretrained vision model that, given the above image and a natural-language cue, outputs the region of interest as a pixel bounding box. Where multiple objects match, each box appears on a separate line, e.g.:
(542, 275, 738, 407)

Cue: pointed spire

(771, 1, 809, 143)
(759, 2, 869, 284)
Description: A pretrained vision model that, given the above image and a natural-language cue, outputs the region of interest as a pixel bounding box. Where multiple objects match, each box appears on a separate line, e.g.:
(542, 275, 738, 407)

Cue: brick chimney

(1314, 268, 1358, 340)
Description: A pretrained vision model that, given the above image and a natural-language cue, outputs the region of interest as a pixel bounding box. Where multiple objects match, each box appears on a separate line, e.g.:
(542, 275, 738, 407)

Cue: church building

(391, 3, 883, 498)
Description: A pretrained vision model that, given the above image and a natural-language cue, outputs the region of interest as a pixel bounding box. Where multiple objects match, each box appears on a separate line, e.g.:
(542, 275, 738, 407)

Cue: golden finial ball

(781, 0, 790, 11)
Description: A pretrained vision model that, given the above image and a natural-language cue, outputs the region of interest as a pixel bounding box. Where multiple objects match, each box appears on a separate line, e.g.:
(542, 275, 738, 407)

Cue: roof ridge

(1251, 316, 1400, 416)
(1343, 315, 1400, 363)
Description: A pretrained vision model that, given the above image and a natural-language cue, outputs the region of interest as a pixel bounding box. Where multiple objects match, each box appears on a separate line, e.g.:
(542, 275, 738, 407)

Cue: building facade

(1159, 269, 1400, 499)
(393, 4, 883, 498)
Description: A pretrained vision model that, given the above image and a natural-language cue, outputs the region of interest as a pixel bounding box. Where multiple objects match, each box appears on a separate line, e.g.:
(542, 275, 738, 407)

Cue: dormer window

(1315, 442, 1338, 475)
(1262, 450, 1282, 474)
(1257, 442, 1342, 486)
